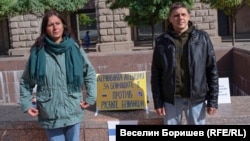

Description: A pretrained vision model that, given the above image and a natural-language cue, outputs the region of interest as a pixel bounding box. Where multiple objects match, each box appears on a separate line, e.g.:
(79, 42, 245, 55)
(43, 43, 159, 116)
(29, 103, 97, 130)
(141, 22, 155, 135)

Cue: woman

(19, 10, 97, 141)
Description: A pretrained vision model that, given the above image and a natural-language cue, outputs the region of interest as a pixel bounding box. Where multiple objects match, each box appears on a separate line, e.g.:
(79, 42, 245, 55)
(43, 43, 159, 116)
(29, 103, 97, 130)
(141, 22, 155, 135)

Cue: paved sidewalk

(2, 96, 250, 141)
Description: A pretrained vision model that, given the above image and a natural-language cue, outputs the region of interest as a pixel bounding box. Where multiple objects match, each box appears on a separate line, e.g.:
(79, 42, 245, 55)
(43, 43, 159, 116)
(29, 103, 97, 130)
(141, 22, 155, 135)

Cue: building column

(95, 0, 134, 52)
(191, 1, 221, 44)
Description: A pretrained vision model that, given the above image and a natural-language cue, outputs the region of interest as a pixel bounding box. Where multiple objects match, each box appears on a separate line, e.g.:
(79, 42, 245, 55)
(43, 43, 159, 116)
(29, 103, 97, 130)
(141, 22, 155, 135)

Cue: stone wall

(95, 0, 134, 52)
(1, 47, 250, 104)
(191, 0, 219, 40)
(8, 14, 41, 56)
(232, 47, 250, 95)
(7, 0, 220, 55)
(1, 47, 250, 140)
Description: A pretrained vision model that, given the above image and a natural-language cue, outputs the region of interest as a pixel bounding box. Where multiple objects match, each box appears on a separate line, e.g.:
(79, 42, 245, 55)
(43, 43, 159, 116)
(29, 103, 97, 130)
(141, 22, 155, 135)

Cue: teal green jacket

(20, 47, 97, 129)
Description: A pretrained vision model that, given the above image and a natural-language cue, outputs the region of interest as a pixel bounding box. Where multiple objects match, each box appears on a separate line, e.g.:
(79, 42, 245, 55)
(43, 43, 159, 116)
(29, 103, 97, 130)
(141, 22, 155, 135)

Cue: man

(85, 30, 90, 52)
(151, 2, 219, 125)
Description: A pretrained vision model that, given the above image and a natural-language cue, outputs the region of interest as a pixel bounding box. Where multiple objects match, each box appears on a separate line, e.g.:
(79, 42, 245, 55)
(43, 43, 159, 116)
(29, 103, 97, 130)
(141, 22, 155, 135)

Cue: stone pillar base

(210, 36, 222, 45)
(96, 41, 134, 52)
(8, 48, 30, 56)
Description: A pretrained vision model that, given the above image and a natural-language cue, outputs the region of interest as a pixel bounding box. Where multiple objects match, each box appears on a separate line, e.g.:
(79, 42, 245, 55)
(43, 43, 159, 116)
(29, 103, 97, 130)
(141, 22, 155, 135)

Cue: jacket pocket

(36, 88, 56, 120)
(67, 92, 83, 113)
(68, 92, 82, 99)
(36, 87, 53, 102)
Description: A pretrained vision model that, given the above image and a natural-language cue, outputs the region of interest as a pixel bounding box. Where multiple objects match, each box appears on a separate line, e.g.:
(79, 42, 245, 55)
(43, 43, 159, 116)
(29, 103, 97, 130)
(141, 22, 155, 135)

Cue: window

(77, 11, 98, 46)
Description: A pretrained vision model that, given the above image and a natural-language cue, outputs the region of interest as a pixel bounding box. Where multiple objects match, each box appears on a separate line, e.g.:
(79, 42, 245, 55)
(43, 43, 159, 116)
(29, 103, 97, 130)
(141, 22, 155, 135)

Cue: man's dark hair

(169, 2, 191, 16)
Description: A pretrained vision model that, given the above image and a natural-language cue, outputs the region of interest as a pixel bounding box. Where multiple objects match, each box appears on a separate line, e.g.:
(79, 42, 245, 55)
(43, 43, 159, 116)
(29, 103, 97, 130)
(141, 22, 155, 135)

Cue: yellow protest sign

(96, 71, 147, 111)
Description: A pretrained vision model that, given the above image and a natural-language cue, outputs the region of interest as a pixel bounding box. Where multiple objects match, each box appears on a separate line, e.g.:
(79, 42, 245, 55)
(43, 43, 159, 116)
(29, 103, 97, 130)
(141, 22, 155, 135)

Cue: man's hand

(207, 107, 217, 115)
(155, 107, 166, 116)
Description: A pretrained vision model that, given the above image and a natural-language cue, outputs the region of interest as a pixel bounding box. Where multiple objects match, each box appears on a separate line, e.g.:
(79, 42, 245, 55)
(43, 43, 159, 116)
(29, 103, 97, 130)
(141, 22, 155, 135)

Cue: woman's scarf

(29, 36, 83, 92)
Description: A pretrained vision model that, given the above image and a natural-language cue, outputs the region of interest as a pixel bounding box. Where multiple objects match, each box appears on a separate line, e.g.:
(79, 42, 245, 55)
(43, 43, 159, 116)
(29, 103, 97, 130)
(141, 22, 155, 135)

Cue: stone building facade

(95, 0, 134, 52)
(8, 15, 42, 56)
(7, 0, 220, 55)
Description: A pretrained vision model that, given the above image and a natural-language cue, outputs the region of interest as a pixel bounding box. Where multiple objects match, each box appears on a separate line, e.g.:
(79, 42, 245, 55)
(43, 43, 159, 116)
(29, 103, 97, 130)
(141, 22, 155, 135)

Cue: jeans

(45, 123, 81, 141)
(163, 97, 206, 125)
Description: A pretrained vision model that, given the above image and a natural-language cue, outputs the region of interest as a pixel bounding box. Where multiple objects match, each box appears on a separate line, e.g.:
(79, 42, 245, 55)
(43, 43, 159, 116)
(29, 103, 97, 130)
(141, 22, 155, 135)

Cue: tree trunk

(232, 15, 236, 46)
(151, 24, 155, 49)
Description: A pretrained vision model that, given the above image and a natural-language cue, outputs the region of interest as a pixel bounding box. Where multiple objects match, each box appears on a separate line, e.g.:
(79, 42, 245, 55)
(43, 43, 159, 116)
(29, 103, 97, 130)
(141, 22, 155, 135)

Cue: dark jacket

(151, 24, 219, 110)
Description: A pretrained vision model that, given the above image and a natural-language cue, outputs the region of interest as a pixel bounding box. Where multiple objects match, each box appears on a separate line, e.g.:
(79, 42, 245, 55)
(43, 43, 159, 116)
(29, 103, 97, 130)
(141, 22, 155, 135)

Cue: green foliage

(106, 0, 194, 27)
(79, 13, 94, 26)
(0, 0, 17, 19)
(200, 0, 250, 15)
(106, 0, 194, 47)
(11, 0, 89, 15)
(200, 0, 250, 46)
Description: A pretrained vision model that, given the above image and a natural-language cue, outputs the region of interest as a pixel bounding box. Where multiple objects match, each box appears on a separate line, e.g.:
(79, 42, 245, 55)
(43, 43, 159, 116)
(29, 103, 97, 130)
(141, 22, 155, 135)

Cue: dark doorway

(70, 0, 97, 50)
(136, 22, 164, 41)
(0, 19, 10, 55)
(218, 10, 229, 36)
(78, 10, 97, 45)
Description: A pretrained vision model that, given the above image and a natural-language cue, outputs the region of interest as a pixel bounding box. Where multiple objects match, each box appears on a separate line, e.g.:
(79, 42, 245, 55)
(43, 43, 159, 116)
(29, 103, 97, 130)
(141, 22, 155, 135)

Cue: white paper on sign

(218, 77, 231, 104)
(107, 120, 138, 141)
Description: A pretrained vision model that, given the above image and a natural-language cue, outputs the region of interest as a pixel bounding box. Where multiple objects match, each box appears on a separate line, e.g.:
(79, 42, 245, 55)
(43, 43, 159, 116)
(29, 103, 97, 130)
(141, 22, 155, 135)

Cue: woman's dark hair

(31, 9, 71, 50)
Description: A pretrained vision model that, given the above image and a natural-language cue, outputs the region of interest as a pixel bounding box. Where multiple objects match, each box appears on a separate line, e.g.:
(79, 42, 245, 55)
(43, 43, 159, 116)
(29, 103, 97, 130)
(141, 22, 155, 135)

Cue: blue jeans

(45, 123, 81, 141)
(163, 97, 206, 125)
